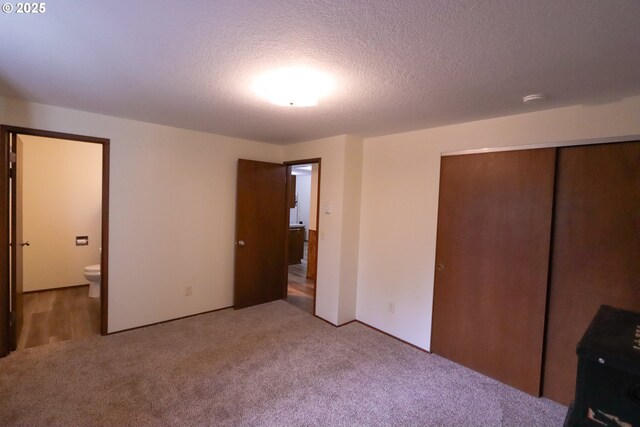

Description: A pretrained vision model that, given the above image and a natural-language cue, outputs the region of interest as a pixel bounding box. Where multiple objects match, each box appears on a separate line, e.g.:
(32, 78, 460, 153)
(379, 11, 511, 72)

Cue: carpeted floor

(0, 300, 567, 426)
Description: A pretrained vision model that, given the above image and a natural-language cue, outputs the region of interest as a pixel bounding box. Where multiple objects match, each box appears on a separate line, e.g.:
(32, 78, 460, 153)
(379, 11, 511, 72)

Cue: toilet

(84, 264, 101, 298)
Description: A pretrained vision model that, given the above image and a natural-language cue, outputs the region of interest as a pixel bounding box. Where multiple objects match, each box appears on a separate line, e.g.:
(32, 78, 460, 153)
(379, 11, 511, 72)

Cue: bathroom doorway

(0, 126, 110, 357)
(284, 160, 320, 315)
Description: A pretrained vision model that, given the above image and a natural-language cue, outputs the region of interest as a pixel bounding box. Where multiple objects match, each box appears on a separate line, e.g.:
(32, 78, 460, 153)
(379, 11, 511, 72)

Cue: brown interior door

(0, 127, 10, 356)
(234, 159, 287, 309)
(432, 148, 556, 395)
(542, 141, 640, 405)
(10, 134, 24, 350)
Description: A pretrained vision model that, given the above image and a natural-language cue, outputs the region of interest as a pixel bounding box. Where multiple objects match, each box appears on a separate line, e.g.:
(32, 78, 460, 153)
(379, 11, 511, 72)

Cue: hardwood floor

(286, 242, 315, 314)
(17, 286, 100, 350)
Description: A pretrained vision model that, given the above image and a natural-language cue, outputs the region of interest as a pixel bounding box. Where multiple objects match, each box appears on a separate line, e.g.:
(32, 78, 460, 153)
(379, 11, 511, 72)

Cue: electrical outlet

(184, 286, 193, 296)
(387, 301, 395, 314)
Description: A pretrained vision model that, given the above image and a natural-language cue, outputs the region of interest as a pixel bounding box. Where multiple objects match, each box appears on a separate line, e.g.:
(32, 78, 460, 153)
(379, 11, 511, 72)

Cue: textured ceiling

(1, 1, 639, 144)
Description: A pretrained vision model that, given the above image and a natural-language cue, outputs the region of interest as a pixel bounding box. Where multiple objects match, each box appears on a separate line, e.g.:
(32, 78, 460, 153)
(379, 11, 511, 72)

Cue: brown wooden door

(432, 148, 556, 395)
(0, 127, 10, 356)
(542, 141, 640, 404)
(10, 135, 24, 350)
(234, 159, 287, 309)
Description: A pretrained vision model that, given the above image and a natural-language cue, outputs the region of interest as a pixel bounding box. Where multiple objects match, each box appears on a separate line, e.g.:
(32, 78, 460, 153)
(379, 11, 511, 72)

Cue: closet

(431, 141, 640, 405)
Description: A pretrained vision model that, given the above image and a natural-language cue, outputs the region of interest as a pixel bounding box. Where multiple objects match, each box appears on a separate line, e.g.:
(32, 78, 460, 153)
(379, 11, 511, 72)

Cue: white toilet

(84, 264, 101, 298)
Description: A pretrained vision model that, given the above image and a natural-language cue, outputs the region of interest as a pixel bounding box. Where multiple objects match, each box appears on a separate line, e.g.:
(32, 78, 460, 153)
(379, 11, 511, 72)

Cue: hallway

(286, 242, 314, 314)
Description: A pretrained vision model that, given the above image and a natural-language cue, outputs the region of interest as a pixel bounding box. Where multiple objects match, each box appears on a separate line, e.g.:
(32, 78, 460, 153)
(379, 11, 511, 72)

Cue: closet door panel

(432, 148, 556, 395)
(543, 141, 640, 405)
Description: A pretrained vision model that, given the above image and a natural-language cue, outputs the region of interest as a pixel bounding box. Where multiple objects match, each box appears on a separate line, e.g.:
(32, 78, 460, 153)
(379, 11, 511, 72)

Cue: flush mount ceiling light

(522, 93, 547, 104)
(252, 67, 334, 107)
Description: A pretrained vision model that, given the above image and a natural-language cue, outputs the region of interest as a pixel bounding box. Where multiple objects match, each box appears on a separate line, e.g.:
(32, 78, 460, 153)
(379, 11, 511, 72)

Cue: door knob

(236, 240, 246, 247)
(20, 241, 30, 247)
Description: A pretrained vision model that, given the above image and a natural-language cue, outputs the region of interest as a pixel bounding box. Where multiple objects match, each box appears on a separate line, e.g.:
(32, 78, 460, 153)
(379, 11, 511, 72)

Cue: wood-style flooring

(17, 285, 100, 350)
(286, 242, 315, 314)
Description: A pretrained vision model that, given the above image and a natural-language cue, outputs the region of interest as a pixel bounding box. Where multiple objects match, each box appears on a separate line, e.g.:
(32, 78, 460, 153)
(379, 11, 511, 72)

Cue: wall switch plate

(388, 302, 395, 314)
(184, 286, 193, 296)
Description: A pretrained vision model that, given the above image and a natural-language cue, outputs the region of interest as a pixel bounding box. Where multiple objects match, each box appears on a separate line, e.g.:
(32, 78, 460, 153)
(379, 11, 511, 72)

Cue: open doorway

(0, 126, 109, 357)
(284, 160, 320, 315)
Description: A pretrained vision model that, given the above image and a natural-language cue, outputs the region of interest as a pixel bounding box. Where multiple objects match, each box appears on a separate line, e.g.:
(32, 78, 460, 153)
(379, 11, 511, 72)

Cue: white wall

(289, 174, 311, 233)
(356, 95, 640, 350)
(21, 135, 102, 291)
(1, 96, 282, 332)
(283, 135, 363, 325)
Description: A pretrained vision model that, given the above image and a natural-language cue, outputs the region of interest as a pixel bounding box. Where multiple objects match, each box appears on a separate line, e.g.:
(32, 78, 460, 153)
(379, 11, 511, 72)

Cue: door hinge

(9, 152, 16, 178)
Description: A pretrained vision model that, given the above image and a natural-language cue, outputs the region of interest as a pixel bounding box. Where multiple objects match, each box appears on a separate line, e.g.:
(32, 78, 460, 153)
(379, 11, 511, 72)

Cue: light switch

(324, 205, 332, 214)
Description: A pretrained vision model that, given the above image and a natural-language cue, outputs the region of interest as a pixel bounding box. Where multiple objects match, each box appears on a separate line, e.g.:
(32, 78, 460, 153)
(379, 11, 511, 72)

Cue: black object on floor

(566, 305, 640, 426)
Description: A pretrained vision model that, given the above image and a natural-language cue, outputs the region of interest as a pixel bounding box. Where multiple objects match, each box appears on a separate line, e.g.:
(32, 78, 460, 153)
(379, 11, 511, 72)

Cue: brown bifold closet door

(432, 148, 556, 395)
(542, 141, 640, 405)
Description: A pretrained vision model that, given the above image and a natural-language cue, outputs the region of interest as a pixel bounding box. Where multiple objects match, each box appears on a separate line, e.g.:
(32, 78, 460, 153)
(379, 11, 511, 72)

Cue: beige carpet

(0, 300, 566, 426)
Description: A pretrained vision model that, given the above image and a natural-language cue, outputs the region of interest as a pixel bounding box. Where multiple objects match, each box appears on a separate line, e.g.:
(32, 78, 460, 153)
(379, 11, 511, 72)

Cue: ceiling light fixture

(253, 67, 333, 107)
(522, 93, 547, 104)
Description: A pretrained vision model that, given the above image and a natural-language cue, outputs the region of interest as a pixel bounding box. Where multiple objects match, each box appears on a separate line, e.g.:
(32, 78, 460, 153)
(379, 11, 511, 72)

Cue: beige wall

(1, 96, 282, 332)
(4, 93, 639, 344)
(20, 135, 102, 291)
(356, 95, 640, 350)
(338, 135, 363, 324)
(283, 135, 363, 325)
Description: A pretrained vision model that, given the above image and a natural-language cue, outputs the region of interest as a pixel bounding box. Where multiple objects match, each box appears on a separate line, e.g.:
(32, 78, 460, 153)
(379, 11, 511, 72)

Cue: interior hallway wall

(20, 135, 102, 291)
(337, 135, 363, 325)
(356, 95, 640, 350)
(1, 96, 282, 333)
(283, 135, 363, 325)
